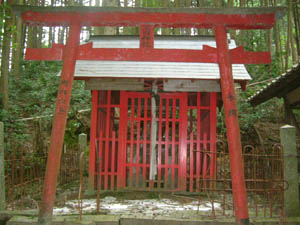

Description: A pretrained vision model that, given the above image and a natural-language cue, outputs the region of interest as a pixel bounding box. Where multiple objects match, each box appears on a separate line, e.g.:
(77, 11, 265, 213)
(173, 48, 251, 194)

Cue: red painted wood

(196, 93, 201, 192)
(171, 99, 176, 189)
(89, 91, 98, 190)
(94, 91, 216, 192)
(157, 97, 163, 188)
(186, 93, 217, 192)
(93, 91, 121, 191)
(215, 25, 249, 224)
(129, 96, 134, 187)
(111, 131, 116, 190)
(143, 97, 148, 188)
(123, 92, 152, 189)
(21, 10, 275, 29)
(136, 98, 141, 188)
(179, 92, 188, 190)
(25, 43, 64, 61)
(26, 44, 271, 64)
(104, 91, 111, 190)
(189, 133, 194, 193)
(203, 133, 208, 180)
(140, 25, 154, 49)
(210, 93, 217, 182)
(165, 97, 169, 189)
(99, 131, 104, 190)
(38, 23, 81, 225)
(118, 91, 128, 188)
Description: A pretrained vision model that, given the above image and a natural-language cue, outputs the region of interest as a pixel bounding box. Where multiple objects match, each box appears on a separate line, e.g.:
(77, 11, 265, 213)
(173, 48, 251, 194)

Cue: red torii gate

(12, 5, 284, 225)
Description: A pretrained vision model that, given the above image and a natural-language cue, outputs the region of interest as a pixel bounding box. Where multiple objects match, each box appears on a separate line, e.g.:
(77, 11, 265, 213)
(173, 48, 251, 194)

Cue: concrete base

(0, 210, 37, 225)
(3, 214, 300, 225)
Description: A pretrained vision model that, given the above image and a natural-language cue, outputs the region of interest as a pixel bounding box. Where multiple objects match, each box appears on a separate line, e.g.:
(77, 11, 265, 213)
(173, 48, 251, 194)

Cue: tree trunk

(265, 0, 272, 53)
(11, 0, 25, 78)
(173, 0, 181, 35)
(227, 0, 236, 39)
(161, 0, 170, 35)
(228, 0, 234, 7)
(27, 0, 38, 48)
(0, 3, 13, 110)
(285, 0, 294, 70)
(272, 0, 284, 72)
(48, 0, 55, 46)
(240, 0, 246, 46)
(184, 0, 191, 35)
(123, 0, 134, 35)
(293, 3, 300, 56)
(287, 0, 298, 65)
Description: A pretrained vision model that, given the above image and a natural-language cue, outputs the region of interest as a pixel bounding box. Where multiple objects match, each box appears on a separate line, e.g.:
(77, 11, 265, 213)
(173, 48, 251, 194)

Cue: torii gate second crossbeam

(12, 5, 285, 225)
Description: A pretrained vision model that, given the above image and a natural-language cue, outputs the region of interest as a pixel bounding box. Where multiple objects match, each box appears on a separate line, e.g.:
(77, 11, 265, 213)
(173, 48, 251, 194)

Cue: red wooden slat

(157, 96, 163, 189)
(196, 92, 201, 192)
(165, 97, 169, 189)
(210, 93, 217, 181)
(171, 98, 176, 189)
(149, 96, 154, 190)
(111, 131, 116, 190)
(118, 91, 127, 189)
(136, 98, 141, 188)
(99, 131, 104, 191)
(89, 91, 98, 189)
(129, 97, 135, 188)
(203, 133, 208, 180)
(189, 132, 194, 192)
(143, 97, 148, 188)
(104, 91, 111, 190)
(179, 92, 187, 190)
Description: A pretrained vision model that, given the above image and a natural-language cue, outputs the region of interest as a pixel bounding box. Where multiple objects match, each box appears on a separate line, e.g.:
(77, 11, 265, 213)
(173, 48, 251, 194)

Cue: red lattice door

(118, 92, 187, 190)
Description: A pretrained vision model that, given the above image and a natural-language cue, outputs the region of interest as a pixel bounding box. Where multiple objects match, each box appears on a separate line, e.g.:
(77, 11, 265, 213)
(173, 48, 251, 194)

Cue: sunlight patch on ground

(53, 196, 221, 217)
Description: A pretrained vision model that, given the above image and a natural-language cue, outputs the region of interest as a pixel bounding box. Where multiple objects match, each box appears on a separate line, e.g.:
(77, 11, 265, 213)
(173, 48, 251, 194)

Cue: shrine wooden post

(12, 5, 284, 225)
(37, 23, 82, 225)
(215, 25, 249, 223)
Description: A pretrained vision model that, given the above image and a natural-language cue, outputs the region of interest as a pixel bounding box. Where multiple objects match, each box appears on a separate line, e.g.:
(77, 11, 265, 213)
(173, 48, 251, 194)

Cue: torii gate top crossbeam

(12, 5, 285, 29)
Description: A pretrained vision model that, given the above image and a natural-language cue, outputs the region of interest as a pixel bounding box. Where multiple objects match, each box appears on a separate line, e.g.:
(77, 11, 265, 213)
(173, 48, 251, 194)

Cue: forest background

(0, 0, 299, 152)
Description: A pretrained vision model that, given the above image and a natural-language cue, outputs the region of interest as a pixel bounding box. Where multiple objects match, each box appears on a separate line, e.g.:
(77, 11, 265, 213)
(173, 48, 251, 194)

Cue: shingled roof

(74, 35, 251, 81)
(248, 62, 300, 107)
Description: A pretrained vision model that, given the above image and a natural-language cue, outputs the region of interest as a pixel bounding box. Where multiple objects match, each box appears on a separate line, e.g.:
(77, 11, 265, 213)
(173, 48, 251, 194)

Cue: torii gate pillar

(215, 25, 249, 224)
(37, 22, 81, 225)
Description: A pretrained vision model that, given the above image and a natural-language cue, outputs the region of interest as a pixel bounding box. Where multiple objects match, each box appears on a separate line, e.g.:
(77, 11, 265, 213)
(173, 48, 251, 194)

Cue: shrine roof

(74, 35, 251, 81)
(248, 62, 300, 107)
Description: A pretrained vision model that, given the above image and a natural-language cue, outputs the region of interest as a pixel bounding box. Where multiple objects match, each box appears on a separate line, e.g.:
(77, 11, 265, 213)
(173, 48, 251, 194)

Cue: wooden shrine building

(13, 5, 284, 225)
(73, 35, 252, 192)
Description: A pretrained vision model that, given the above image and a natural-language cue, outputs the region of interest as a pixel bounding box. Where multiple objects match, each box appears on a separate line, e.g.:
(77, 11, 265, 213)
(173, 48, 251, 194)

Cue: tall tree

(0, 0, 13, 110)
(240, 0, 246, 46)
(285, 0, 298, 69)
(11, 0, 25, 78)
(272, 0, 284, 72)
(26, 0, 38, 48)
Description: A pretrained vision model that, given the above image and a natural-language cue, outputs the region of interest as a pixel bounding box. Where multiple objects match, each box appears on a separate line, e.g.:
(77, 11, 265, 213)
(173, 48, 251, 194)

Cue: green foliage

(0, 61, 91, 149)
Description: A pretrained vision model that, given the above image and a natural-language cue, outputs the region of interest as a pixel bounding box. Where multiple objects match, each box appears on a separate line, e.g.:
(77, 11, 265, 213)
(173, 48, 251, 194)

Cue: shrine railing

(194, 141, 286, 219)
(4, 145, 81, 210)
